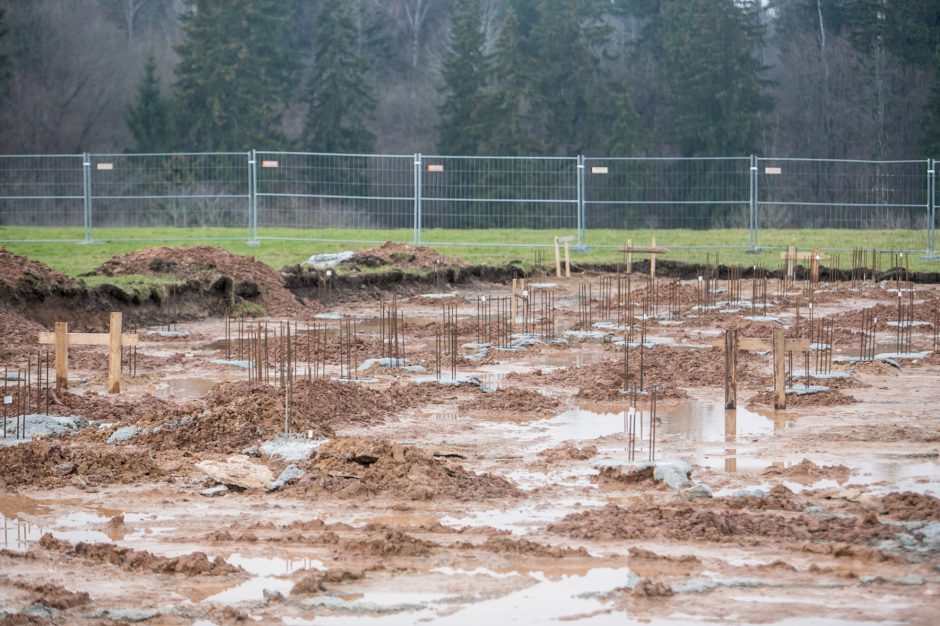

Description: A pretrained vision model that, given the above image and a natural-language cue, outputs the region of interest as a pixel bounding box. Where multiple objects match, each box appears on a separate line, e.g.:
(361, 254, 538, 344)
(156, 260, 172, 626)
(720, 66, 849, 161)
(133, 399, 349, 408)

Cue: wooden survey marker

(780, 246, 830, 282)
(619, 235, 668, 281)
(721, 328, 810, 410)
(39, 312, 139, 394)
(553, 236, 574, 278)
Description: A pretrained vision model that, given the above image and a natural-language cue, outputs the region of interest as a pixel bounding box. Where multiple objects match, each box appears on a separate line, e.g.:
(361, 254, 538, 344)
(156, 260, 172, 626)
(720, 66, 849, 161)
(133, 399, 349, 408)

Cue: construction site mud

(1, 244, 939, 624)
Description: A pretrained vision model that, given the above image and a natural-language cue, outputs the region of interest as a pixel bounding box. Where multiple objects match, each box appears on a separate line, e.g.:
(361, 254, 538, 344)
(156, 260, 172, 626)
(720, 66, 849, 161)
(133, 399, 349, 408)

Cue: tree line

(1, 0, 938, 159)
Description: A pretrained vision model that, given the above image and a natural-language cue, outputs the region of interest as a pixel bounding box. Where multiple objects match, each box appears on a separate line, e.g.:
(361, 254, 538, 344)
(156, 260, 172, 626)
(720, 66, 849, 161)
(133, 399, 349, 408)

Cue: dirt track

(1, 244, 939, 624)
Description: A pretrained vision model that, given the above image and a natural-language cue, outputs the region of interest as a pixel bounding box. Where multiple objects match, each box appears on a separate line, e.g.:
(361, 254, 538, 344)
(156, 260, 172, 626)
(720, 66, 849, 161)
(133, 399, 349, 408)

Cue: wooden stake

(810, 247, 821, 283)
(724, 329, 737, 409)
(786, 245, 796, 280)
(54, 322, 68, 389)
(626, 239, 633, 274)
(563, 240, 571, 278)
(773, 326, 786, 410)
(108, 312, 122, 394)
(553, 237, 561, 278)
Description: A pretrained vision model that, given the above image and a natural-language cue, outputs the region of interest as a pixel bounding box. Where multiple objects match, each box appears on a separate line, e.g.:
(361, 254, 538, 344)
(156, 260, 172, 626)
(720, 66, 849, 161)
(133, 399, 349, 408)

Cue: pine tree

(659, 0, 771, 156)
(483, 8, 542, 156)
(301, 0, 376, 154)
(436, 0, 487, 155)
(124, 55, 171, 152)
(922, 45, 940, 157)
(173, 0, 298, 151)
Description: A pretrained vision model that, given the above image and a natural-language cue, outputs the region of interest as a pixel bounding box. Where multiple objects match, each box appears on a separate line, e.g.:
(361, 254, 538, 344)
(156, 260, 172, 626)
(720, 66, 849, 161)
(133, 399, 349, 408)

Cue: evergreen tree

(658, 0, 771, 156)
(922, 45, 940, 157)
(124, 55, 171, 152)
(482, 8, 542, 156)
(173, 0, 298, 150)
(436, 0, 487, 155)
(301, 0, 376, 153)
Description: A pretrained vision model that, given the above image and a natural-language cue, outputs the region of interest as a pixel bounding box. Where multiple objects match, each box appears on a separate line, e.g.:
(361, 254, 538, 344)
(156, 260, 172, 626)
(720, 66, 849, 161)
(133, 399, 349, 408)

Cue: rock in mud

(196, 455, 274, 489)
(106, 426, 140, 444)
(200, 485, 229, 497)
(266, 464, 304, 491)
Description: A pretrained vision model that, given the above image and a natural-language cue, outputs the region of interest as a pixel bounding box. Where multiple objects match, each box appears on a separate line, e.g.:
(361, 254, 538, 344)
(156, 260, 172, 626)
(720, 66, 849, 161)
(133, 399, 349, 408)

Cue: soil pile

(296, 437, 520, 500)
(748, 389, 857, 407)
(47, 388, 187, 426)
(345, 242, 463, 271)
(537, 443, 598, 463)
(879, 492, 940, 522)
(0, 440, 163, 489)
(38, 534, 241, 575)
(338, 527, 435, 557)
(459, 387, 562, 414)
(763, 458, 850, 484)
(0, 308, 47, 361)
(723, 485, 803, 511)
(0, 247, 78, 290)
(93, 245, 304, 315)
(0, 576, 91, 611)
(549, 503, 896, 544)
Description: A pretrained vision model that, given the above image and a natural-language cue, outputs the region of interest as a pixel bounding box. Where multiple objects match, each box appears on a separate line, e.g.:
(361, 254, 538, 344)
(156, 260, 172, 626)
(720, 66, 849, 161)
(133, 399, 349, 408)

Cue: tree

(173, 0, 298, 151)
(301, 0, 376, 153)
(922, 45, 940, 157)
(436, 0, 487, 155)
(124, 54, 172, 152)
(658, 0, 771, 156)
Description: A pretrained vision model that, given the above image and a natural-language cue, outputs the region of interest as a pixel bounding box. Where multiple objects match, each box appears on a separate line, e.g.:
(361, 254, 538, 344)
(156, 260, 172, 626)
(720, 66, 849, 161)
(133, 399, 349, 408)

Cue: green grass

(80, 274, 180, 299)
(0, 226, 937, 277)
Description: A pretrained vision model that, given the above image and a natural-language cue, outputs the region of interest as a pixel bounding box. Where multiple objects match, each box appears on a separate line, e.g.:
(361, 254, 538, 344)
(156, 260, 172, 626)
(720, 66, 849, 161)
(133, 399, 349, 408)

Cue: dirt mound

(93, 245, 305, 315)
(0, 441, 163, 490)
(136, 379, 451, 453)
(339, 528, 435, 557)
(459, 387, 562, 414)
(345, 242, 463, 271)
(473, 536, 589, 558)
(0, 308, 47, 361)
(0, 247, 78, 290)
(723, 485, 803, 511)
(46, 388, 187, 426)
(38, 534, 241, 576)
(879, 492, 940, 522)
(548, 503, 896, 544)
(762, 459, 850, 484)
(295, 437, 520, 501)
(0, 575, 91, 611)
(537, 443, 597, 463)
(748, 389, 857, 407)
(292, 569, 363, 594)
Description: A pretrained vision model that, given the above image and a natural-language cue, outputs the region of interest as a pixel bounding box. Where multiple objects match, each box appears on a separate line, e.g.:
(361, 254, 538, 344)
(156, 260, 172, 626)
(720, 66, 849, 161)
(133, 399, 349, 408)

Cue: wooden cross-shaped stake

(618, 235, 668, 282)
(553, 236, 575, 278)
(38, 312, 139, 394)
(780, 246, 830, 282)
(721, 327, 810, 410)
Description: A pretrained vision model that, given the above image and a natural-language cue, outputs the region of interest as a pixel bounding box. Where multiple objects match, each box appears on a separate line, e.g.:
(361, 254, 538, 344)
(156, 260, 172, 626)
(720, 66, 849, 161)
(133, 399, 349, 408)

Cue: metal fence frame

(0, 151, 937, 259)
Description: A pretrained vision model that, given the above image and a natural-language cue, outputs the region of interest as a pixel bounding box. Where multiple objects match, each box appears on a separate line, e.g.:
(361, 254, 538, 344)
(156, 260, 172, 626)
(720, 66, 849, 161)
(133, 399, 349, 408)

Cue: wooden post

(553, 237, 562, 278)
(563, 240, 571, 278)
(786, 245, 796, 280)
(511, 279, 518, 323)
(773, 326, 786, 410)
(625, 238, 633, 274)
(54, 322, 68, 389)
(724, 329, 737, 409)
(650, 234, 657, 281)
(108, 312, 122, 394)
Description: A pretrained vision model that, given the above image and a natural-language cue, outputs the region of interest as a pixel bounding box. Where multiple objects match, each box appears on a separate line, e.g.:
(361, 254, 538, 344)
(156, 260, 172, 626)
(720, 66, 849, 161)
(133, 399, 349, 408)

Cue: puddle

(441, 499, 605, 535)
(204, 576, 295, 604)
(154, 377, 219, 400)
(227, 553, 326, 577)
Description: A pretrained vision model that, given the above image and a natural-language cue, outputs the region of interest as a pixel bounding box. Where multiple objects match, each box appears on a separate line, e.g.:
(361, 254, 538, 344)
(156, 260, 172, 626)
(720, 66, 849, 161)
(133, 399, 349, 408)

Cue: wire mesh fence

(418, 155, 579, 235)
(583, 157, 751, 232)
(88, 152, 250, 237)
(0, 151, 937, 257)
(255, 152, 414, 240)
(0, 155, 85, 239)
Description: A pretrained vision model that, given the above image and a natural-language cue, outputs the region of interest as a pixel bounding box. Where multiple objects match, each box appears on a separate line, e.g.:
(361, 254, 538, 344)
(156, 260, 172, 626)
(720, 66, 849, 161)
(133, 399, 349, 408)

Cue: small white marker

(3, 395, 11, 405)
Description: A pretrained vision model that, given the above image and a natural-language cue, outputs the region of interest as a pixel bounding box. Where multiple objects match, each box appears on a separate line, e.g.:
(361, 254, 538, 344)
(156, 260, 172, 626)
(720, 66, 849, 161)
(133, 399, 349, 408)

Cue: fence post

(247, 150, 260, 246)
(413, 153, 422, 245)
(577, 155, 585, 248)
(748, 154, 759, 253)
(927, 158, 936, 260)
(82, 153, 92, 243)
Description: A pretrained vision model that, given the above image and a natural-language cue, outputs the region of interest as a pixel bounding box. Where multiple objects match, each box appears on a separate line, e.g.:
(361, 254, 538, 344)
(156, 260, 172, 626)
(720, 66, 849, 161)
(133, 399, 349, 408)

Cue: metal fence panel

(930, 158, 937, 258)
(583, 157, 751, 237)
(756, 158, 928, 251)
(88, 153, 250, 236)
(255, 152, 414, 239)
(0, 154, 85, 239)
(419, 156, 579, 237)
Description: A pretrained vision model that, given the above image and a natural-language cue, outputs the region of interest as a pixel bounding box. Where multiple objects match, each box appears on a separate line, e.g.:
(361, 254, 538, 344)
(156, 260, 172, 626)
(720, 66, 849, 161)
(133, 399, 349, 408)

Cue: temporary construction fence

(0, 151, 936, 257)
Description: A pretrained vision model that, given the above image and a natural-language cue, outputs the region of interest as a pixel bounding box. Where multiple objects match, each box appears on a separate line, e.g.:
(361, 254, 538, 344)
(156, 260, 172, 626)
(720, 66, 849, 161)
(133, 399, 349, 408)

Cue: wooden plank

(54, 322, 68, 389)
(108, 312, 122, 394)
(784, 338, 811, 352)
(39, 332, 139, 347)
(773, 327, 786, 410)
(553, 237, 562, 278)
(780, 251, 830, 260)
(736, 337, 773, 352)
(625, 238, 633, 273)
(556, 236, 576, 243)
(724, 329, 737, 409)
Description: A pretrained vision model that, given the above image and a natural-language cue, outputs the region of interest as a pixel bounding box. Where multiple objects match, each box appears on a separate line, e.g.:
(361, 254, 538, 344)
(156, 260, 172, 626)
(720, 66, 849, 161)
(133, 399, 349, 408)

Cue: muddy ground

(1, 244, 940, 625)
